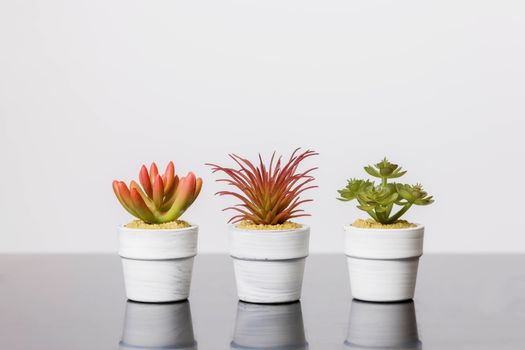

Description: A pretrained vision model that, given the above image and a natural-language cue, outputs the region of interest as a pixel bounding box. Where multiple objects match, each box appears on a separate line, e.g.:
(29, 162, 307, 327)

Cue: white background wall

(1, 0, 524, 253)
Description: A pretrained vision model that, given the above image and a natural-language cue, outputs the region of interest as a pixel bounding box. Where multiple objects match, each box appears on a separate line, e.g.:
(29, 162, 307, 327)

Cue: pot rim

(118, 223, 198, 233)
(344, 223, 423, 233)
(230, 223, 309, 234)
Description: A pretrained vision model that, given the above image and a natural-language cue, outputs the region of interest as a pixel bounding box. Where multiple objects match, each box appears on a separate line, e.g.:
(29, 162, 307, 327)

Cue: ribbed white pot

(118, 225, 198, 303)
(344, 224, 424, 302)
(120, 300, 196, 350)
(345, 300, 421, 350)
(230, 225, 310, 304)
(231, 301, 308, 350)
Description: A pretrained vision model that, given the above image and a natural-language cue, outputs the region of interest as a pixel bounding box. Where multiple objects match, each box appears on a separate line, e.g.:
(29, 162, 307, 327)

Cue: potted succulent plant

(207, 148, 318, 304)
(338, 158, 433, 302)
(112, 162, 202, 303)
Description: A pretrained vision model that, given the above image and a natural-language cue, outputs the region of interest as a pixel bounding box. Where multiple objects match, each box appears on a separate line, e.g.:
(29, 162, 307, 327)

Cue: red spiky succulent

(112, 162, 202, 224)
(207, 149, 318, 225)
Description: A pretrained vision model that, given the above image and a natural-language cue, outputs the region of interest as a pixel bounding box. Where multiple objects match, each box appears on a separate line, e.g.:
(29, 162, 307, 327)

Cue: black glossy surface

(1, 254, 524, 349)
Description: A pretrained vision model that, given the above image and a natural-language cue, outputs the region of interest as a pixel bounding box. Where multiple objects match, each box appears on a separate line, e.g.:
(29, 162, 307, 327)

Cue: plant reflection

(119, 300, 196, 350)
(231, 301, 308, 349)
(345, 299, 422, 349)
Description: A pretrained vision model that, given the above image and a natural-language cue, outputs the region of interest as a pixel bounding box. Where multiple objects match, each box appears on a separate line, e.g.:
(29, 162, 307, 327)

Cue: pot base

(121, 257, 194, 303)
(233, 259, 306, 304)
(347, 257, 419, 302)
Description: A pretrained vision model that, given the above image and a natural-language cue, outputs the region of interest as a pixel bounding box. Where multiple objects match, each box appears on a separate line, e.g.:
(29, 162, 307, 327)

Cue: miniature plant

(112, 162, 202, 224)
(337, 158, 433, 224)
(207, 148, 318, 225)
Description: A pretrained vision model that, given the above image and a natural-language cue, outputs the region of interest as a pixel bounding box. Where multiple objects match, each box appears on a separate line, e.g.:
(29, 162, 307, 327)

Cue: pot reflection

(231, 301, 308, 350)
(345, 300, 422, 349)
(119, 300, 196, 350)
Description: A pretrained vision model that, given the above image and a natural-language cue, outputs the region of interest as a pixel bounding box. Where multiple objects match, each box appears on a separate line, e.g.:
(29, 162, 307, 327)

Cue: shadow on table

(345, 299, 422, 350)
(119, 300, 196, 350)
(231, 301, 308, 350)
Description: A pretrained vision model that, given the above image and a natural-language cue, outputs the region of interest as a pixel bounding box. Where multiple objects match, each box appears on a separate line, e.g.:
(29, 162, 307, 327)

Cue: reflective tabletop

(1, 254, 524, 349)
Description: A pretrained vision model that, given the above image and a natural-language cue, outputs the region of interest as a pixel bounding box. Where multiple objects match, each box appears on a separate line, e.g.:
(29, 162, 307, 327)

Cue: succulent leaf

(112, 181, 138, 217)
(338, 179, 373, 201)
(396, 183, 434, 205)
(364, 166, 381, 178)
(162, 162, 175, 194)
(130, 188, 156, 223)
(139, 165, 153, 197)
(152, 175, 164, 209)
(149, 163, 159, 184)
(116, 181, 136, 212)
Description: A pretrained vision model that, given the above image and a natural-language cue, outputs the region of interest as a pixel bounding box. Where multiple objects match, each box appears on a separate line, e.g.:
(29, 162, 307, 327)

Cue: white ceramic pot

(345, 300, 421, 350)
(344, 224, 424, 302)
(120, 300, 196, 350)
(231, 301, 308, 350)
(230, 225, 310, 303)
(118, 225, 198, 303)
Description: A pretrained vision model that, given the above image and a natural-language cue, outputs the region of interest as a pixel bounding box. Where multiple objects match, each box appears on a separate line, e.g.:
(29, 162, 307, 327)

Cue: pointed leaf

(139, 165, 153, 198)
(152, 174, 164, 209)
(149, 162, 159, 183)
(112, 181, 138, 217)
(162, 161, 175, 194)
(364, 166, 380, 178)
(130, 188, 157, 223)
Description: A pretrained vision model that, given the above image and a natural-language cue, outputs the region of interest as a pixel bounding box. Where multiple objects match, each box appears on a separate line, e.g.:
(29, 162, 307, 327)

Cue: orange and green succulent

(112, 162, 202, 224)
(207, 148, 318, 225)
(338, 158, 433, 224)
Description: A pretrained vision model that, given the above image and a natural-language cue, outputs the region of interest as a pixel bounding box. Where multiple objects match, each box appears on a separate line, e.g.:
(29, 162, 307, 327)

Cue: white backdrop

(1, 0, 524, 253)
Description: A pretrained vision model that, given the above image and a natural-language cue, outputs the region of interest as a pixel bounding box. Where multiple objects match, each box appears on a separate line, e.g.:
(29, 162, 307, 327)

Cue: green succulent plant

(338, 158, 433, 224)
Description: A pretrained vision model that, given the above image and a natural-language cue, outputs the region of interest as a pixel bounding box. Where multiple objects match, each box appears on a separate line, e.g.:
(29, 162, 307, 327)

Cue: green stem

(357, 198, 379, 222)
(385, 202, 393, 218)
(381, 176, 387, 187)
(376, 211, 388, 224)
(386, 203, 413, 224)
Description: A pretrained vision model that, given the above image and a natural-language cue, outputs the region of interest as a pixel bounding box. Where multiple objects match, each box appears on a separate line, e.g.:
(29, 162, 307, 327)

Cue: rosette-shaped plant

(338, 158, 433, 224)
(112, 162, 202, 224)
(207, 149, 318, 225)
